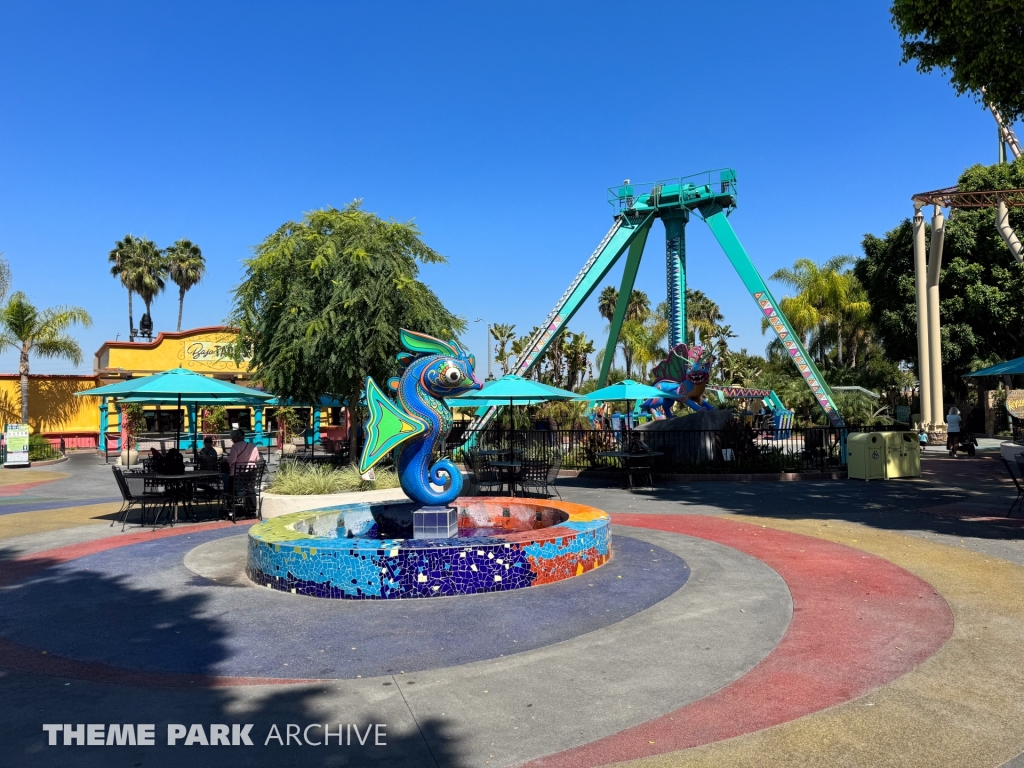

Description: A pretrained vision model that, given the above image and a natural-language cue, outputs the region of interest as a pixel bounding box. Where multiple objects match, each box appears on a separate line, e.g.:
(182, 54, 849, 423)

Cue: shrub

(28, 434, 60, 461)
(267, 462, 401, 495)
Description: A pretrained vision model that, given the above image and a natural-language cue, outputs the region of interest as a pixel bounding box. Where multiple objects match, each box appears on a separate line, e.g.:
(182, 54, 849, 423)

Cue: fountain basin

(246, 497, 611, 599)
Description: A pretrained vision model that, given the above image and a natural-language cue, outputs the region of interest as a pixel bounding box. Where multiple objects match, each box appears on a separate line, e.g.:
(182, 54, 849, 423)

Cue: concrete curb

(260, 487, 409, 519)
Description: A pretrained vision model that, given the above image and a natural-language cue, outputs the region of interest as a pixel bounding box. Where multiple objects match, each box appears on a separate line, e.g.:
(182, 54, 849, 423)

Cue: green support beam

(597, 224, 651, 386)
(698, 205, 845, 428)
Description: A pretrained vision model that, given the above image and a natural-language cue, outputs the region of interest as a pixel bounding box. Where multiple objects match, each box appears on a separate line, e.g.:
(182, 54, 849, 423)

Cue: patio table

(596, 451, 664, 488)
(140, 470, 223, 524)
(489, 460, 523, 497)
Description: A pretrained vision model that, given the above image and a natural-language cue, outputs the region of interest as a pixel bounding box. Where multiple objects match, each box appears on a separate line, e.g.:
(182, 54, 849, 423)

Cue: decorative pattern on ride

(246, 499, 612, 599)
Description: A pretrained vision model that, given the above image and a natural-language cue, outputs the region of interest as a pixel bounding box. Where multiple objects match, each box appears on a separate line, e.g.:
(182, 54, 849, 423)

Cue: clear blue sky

(0, 1, 1008, 375)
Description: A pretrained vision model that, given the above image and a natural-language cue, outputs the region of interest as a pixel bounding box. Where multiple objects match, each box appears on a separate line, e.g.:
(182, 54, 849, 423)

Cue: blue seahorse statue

(358, 329, 483, 506)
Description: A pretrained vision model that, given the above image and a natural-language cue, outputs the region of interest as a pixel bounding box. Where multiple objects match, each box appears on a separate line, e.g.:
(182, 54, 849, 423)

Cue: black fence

(446, 425, 861, 475)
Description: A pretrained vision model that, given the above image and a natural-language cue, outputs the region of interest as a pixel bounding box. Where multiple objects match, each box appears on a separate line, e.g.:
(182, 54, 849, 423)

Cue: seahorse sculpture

(359, 329, 483, 506)
(639, 343, 715, 419)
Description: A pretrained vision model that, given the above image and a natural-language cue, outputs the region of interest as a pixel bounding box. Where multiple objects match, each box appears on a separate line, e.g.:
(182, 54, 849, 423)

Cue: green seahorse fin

(359, 377, 427, 474)
(400, 328, 457, 357)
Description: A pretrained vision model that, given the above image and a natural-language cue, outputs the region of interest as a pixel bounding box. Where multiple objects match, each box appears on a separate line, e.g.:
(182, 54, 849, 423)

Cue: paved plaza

(1, 450, 1024, 767)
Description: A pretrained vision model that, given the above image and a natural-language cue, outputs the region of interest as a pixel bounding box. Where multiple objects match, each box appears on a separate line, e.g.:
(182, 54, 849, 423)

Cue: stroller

(958, 428, 978, 456)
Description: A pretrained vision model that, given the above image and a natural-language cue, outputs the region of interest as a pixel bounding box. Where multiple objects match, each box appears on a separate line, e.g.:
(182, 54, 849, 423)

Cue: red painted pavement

(522, 514, 954, 767)
(0, 479, 60, 497)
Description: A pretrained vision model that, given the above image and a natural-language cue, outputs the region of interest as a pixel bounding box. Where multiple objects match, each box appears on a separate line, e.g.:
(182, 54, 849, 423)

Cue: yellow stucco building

(4, 326, 349, 451)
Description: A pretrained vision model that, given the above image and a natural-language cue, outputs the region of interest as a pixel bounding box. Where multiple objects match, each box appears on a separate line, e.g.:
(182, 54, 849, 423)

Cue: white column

(913, 202, 931, 428)
(927, 204, 946, 428)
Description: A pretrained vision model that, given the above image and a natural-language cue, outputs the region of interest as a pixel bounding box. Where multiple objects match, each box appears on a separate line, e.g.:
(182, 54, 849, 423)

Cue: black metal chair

(626, 454, 654, 492)
(545, 455, 562, 499)
(222, 462, 265, 522)
(519, 458, 549, 498)
(470, 453, 502, 495)
(111, 466, 174, 531)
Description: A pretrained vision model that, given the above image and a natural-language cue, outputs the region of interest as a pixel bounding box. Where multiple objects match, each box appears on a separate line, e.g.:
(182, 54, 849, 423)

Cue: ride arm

(467, 212, 656, 433)
(698, 206, 845, 428)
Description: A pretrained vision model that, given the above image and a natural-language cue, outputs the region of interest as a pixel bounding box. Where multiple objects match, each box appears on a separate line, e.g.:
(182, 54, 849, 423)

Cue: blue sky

(0, 1, 1009, 375)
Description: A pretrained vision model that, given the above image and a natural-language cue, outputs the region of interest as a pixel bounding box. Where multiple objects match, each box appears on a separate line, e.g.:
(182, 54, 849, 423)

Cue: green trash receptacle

(848, 432, 885, 480)
(882, 431, 921, 479)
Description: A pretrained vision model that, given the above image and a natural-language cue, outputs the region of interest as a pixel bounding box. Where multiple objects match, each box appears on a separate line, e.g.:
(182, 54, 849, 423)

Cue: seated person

(198, 436, 219, 466)
(147, 447, 165, 473)
(224, 429, 261, 477)
(163, 447, 185, 475)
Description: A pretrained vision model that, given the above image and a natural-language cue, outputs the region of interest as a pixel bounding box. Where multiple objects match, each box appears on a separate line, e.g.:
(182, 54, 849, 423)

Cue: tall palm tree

(597, 286, 618, 322)
(489, 322, 517, 374)
(165, 239, 206, 331)
(131, 238, 166, 333)
(0, 292, 91, 424)
(108, 234, 142, 339)
(597, 287, 651, 375)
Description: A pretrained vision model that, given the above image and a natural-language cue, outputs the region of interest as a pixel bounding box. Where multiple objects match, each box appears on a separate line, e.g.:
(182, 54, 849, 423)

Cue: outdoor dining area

(77, 368, 276, 529)
(450, 375, 669, 496)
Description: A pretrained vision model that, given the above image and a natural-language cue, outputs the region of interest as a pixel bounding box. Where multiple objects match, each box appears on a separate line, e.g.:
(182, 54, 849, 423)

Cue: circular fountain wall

(246, 498, 611, 599)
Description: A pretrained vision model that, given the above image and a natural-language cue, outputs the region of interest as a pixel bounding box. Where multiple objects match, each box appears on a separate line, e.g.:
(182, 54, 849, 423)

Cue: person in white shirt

(946, 406, 962, 457)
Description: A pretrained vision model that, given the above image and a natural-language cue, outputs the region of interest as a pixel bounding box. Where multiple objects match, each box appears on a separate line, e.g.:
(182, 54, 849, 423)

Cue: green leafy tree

(856, 157, 1024, 402)
(0, 253, 11, 304)
(165, 239, 206, 331)
(231, 202, 465, 459)
(0, 292, 91, 424)
(891, 0, 1024, 123)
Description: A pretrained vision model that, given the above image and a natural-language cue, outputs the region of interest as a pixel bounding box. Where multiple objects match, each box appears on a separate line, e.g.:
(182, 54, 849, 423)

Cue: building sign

(184, 341, 239, 363)
(1006, 389, 1024, 419)
(4, 423, 30, 466)
(176, 340, 250, 372)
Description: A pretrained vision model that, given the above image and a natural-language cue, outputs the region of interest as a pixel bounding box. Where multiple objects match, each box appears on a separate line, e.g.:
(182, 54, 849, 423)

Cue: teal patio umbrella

(451, 374, 575, 431)
(452, 374, 576, 410)
(573, 379, 668, 402)
(78, 368, 275, 453)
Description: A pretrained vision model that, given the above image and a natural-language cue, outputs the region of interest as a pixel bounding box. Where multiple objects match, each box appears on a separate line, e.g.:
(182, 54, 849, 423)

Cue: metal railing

(446, 426, 852, 475)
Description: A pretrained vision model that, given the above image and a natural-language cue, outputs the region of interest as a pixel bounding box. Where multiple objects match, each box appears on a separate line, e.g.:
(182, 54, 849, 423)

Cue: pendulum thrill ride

(468, 169, 845, 432)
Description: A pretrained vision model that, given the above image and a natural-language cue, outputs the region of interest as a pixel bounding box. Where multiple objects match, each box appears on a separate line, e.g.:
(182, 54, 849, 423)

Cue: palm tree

(768, 256, 863, 366)
(165, 239, 206, 331)
(597, 286, 618, 322)
(597, 287, 651, 375)
(489, 322, 517, 374)
(0, 292, 91, 424)
(108, 234, 142, 339)
(686, 289, 724, 345)
(129, 238, 166, 334)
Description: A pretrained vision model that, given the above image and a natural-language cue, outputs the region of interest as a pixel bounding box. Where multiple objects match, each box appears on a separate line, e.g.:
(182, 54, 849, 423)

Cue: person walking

(946, 406, 962, 457)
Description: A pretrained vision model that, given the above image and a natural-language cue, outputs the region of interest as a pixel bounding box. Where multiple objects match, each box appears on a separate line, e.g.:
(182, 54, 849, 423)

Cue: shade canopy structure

(453, 375, 576, 403)
(963, 356, 1024, 377)
(77, 368, 275, 452)
(79, 368, 274, 402)
(573, 379, 667, 402)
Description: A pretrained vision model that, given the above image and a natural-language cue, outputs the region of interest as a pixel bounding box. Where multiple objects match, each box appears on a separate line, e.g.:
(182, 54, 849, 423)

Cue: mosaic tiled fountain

(246, 329, 611, 599)
(246, 498, 611, 599)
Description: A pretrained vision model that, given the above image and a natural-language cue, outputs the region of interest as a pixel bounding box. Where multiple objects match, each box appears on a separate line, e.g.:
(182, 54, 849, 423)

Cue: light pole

(473, 318, 493, 380)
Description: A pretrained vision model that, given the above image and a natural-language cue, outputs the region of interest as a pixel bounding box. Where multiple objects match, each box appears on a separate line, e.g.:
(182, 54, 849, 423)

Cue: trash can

(881, 431, 921, 479)
(847, 432, 885, 480)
